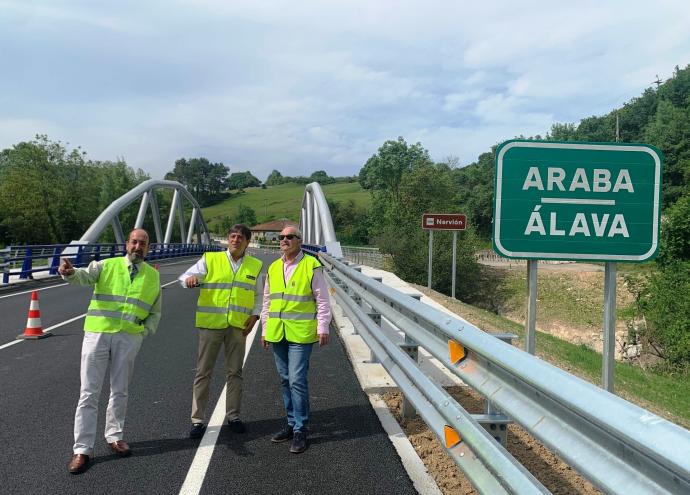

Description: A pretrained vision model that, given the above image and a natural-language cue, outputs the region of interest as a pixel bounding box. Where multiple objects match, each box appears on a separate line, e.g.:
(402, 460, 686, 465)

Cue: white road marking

(178, 321, 259, 495)
(0, 283, 69, 299)
(0, 279, 179, 350)
(0, 313, 87, 350)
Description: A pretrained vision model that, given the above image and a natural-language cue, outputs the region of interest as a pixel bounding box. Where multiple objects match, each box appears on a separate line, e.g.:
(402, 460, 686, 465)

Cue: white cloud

(0, 0, 689, 181)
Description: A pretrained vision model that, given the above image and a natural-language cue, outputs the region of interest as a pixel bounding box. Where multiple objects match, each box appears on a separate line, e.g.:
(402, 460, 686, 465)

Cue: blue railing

(0, 243, 222, 284)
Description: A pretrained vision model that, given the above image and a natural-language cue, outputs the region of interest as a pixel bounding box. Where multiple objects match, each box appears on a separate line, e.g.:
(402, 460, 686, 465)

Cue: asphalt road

(0, 254, 416, 495)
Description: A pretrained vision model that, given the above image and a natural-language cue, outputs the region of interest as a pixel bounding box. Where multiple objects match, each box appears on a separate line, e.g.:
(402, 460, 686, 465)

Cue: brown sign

(422, 213, 467, 231)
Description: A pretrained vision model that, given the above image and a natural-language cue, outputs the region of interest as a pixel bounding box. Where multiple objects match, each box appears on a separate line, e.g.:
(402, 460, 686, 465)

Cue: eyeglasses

(279, 234, 300, 240)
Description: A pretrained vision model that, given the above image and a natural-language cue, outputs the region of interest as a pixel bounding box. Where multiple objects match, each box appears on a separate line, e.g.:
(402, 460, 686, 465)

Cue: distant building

(251, 218, 299, 242)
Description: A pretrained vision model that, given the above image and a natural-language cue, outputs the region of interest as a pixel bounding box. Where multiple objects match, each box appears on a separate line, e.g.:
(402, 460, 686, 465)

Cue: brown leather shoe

(108, 440, 132, 457)
(68, 454, 89, 474)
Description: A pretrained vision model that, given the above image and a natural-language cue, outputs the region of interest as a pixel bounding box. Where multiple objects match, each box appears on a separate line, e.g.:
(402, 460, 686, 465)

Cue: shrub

(632, 262, 690, 370)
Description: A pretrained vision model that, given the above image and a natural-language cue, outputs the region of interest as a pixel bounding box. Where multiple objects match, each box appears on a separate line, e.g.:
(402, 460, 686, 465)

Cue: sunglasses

(279, 234, 300, 240)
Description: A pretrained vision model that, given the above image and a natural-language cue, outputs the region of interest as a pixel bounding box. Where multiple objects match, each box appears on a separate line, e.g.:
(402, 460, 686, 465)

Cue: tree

(632, 261, 690, 369)
(330, 198, 369, 245)
(165, 157, 229, 206)
(309, 170, 334, 184)
(0, 136, 96, 244)
(236, 204, 257, 226)
(358, 137, 433, 201)
(227, 171, 261, 190)
(0, 135, 148, 245)
(658, 193, 690, 264)
(361, 142, 482, 301)
(451, 149, 495, 238)
(643, 99, 690, 206)
(265, 170, 284, 186)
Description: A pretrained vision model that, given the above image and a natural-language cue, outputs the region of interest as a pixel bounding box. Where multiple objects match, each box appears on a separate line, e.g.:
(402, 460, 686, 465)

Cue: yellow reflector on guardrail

(444, 425, 461, 448)
(448, 340, 466, 364)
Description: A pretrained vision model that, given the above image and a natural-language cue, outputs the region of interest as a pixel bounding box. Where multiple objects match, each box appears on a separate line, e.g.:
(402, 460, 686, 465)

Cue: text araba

(522, 167, 634, 193)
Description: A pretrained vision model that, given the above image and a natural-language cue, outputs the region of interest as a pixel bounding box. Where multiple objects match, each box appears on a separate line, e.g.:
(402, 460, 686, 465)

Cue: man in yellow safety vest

(261, 226, 331, 454)
(179, 224, 263, 439)
(59, 228, 161, 474)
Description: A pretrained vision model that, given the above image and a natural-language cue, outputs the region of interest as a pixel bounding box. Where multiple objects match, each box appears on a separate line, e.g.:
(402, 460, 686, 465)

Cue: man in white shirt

(178, 224, 263, 439)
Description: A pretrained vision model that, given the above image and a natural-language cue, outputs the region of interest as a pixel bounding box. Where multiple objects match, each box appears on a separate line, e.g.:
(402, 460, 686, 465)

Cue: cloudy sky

(1, 0, 689, 181)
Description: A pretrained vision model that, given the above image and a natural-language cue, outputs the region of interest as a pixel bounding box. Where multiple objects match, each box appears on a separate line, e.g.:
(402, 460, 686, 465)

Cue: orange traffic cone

(17, 291, 50, 340)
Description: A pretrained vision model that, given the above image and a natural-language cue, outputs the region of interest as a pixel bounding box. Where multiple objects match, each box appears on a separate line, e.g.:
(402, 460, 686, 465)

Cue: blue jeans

(271, 339, 314, 433)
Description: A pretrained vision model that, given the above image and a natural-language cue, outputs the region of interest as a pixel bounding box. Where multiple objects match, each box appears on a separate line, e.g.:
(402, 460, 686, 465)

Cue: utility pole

(652, 74, 663, 89)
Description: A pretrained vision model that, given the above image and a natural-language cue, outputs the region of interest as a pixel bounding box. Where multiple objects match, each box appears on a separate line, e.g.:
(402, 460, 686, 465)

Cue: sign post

(493, 140, 663, 392)
(427, 230, 433, 289)
(422, 213, 467, 294)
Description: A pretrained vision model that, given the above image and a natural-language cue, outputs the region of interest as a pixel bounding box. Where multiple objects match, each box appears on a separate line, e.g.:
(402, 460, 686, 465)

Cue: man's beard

(127, 251, 144, 263)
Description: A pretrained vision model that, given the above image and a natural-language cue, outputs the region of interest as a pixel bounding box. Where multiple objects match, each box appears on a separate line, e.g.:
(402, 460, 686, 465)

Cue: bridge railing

(1, 242, 222, 284)
(341, 245, 392, 270)
(321, 252, 690, 495)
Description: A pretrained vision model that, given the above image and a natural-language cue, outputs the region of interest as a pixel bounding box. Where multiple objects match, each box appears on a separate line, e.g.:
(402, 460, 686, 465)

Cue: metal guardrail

(1, 242, 222, 284)
(320, 252, 690, 495)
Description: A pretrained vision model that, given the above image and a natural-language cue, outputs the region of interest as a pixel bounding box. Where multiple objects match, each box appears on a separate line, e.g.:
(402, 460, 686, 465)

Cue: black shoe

(189, 423, 206, 439)
(227, 419, 246, 434)
(290, 431, 307, 453)
(271, 425, 294, 443)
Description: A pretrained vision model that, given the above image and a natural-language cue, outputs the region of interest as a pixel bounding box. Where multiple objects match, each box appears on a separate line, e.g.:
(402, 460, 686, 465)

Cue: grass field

(202, 182, 370, 228)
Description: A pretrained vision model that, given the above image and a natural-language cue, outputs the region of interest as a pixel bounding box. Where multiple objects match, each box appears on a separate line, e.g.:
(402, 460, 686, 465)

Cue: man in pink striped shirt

(261, 226, 331, 453)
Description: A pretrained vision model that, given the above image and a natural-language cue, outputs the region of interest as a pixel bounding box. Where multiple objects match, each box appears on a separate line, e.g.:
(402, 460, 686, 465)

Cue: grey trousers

(191, 326, 246, 424)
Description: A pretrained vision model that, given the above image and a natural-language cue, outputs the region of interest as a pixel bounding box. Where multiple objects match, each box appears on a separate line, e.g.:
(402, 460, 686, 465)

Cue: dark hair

(228, 224, 251, 240)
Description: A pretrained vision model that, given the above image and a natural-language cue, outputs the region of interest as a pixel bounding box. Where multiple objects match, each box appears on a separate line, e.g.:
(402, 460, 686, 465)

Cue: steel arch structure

(299, 182, 342, 256)
(79, 179, 212, 245)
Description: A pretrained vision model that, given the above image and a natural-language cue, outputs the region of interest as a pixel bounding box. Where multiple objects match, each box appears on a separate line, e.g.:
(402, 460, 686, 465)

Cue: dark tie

(129, 263, 138, 281)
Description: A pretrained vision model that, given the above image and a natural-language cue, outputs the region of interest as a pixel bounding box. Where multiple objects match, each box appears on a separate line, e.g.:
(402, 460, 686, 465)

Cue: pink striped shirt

(261, 251, 331, 336)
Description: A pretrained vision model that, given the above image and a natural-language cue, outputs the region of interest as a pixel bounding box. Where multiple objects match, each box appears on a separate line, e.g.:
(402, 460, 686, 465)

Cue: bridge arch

(79, 179, 212, 245)
(299, 182, 342, 256)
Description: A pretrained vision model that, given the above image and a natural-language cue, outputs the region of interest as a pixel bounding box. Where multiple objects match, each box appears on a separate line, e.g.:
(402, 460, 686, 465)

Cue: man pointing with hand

(60, 228, 161, 474)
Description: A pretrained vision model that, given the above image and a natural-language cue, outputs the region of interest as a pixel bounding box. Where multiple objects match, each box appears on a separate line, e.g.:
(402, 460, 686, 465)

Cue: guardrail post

(398, 342, 419, 419)
(472, 332, 517, 447)
(75, 245, 84, 267)
(367, 312, 382, 362)
(1, 247, 9, 283)
(49, 246, 61, 275)
(404, 294, 422, 346)
(20, 247, 33, 279)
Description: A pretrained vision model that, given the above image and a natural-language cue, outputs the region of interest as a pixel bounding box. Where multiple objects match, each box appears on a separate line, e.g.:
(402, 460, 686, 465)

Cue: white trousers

(73, 332, 143, 455)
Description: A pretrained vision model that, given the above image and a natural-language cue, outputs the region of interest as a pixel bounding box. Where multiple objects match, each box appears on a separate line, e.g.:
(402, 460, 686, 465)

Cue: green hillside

(202, 181, 370, 229)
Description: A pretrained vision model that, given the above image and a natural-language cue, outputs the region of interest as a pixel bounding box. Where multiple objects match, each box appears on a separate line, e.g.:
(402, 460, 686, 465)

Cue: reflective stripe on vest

(84, 258, 160, 334)
(195, 252, 263, 329)
(264, 254, 321, 344)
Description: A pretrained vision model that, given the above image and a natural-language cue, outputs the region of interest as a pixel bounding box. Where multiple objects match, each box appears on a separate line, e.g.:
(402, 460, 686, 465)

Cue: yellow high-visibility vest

(84, 257, 160, 334)
(264, 254, 321, 344)
(195, 252, 263, 329)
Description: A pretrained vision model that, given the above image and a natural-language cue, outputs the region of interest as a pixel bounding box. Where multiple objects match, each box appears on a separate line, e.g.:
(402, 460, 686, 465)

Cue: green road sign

(493, 140, 663, 262)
